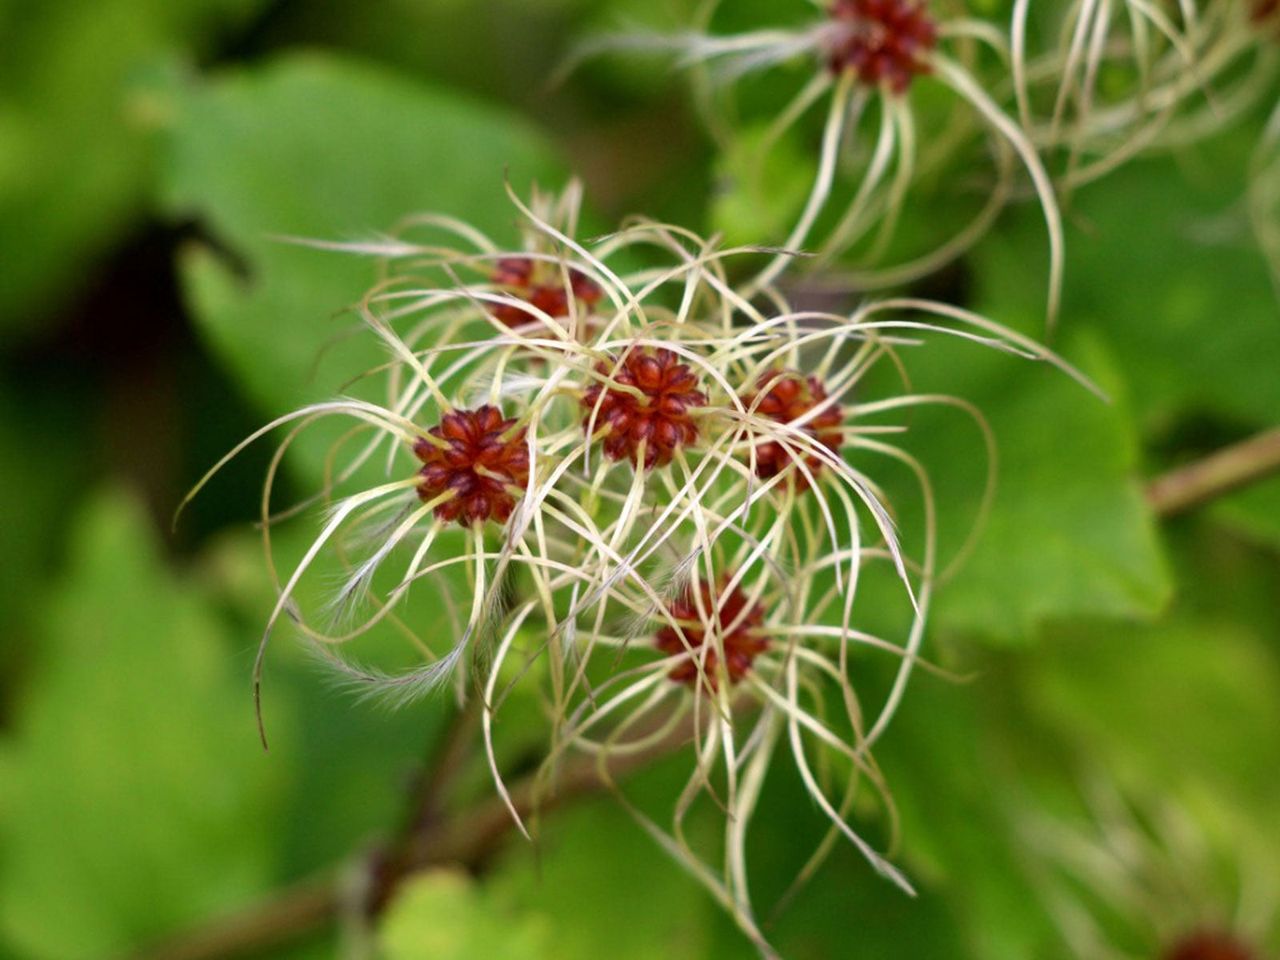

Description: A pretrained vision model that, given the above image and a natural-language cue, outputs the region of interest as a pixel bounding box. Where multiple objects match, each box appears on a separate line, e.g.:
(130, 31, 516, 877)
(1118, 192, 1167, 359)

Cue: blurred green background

(1, 1, 1277, 958)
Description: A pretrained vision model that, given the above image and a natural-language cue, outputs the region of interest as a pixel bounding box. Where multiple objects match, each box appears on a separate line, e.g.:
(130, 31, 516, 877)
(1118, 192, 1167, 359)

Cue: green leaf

(193, 526, 444, 880)
(697, 762, 969, 960)
(381, 870, 552, 960)
(0, 384, 79, 642)
(487, 799, 711, 960)
(972, 130, 1280, 433)
(0, 0, 266, 334)
(0, 490, 279, 959)
(1024, 613, 1280, 832)
(709, 123, 811, 248)
(482, 766, 959, 960)
(887, 329, 1172, 640)
(878, 674, 1059, 960)
(1212, 476, 1280, 553)
(159, 53, 562, 484)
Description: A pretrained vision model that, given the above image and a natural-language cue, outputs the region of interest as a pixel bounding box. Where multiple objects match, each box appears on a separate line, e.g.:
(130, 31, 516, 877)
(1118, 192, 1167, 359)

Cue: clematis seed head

(414, 405, 530, 526)
(827, 0, 937, 93)
(654, 576, 770, 691)
(490, 255, 603, 329)
(1165, 932, 1256, 960)
(742, 370, 845, 489)
(581, 347, 707, 469)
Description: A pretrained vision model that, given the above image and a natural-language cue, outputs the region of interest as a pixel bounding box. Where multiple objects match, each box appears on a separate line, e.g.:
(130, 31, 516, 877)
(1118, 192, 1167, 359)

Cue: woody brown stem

(1147, 428, 1280, 517)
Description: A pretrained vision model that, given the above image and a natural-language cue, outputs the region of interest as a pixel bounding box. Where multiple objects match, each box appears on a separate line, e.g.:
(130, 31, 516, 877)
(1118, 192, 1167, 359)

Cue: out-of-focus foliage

(0, 492, 277, 958)
(0, 0, 267, 333)
(896, 330, 1171, 640)
(1217, 477, 1280, 550)
(0, 386, 79, 643)
(160, 54, 562, 483)
(381, 871, 553, 960)
(973, 131, 1280, 433)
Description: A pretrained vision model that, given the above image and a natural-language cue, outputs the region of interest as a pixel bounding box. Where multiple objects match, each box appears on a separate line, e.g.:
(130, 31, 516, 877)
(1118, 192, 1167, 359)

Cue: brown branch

(126, 717, 690, 960)
(1148, 427, 1280, 518)
(402, 701, 481, 834)
(125, 880, 336, 960)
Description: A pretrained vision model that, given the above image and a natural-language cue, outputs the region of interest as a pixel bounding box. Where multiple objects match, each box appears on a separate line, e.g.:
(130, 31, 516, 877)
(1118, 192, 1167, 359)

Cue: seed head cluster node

(414, 405, 530, 526)
(581, 347, 707, 469)
(655, 576, 770, 690)
(490, 256, 603, 329)
(1165, 932, 1256, 960)
(743, 370, 845, 488)
(827, 0, 937, 93)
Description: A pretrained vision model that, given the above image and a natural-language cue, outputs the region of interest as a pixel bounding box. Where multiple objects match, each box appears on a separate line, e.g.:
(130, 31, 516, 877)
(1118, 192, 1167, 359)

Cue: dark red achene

(413, 405, 529, 526)
(655, 577, 770, 691)
(581, 347, 707, 469)
(1254, 0, 1279, 24)
(490, 256, 603, 329)
(1164, 931, 1256, 960)
(741, 370, 845, 489)
(827, 0, 937, 93)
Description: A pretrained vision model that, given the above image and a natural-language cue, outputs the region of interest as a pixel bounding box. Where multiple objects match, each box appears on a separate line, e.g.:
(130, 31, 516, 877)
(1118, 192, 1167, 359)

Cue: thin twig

(362, 699, 483, 915)
(1147, 427, 1280, 517)
(402, 701, 482, 840)
(124, 880, 336, 960)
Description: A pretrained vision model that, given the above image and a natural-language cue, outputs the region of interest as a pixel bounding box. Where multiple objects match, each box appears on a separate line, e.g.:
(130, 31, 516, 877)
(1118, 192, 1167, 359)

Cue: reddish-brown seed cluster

(413, 405, 530, 526)
(741, 370, 845, 489)
(490, 256, 603, 329)
(655, 577, 769, 690)
(581, 347, 707, 469)
(1165, 932, 1256, 960)
(826, 0, 937, 93)
(1253, 0, 1279, 25)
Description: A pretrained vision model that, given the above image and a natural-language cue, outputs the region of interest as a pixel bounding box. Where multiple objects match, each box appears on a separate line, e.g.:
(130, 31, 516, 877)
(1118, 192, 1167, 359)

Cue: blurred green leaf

(482, 763, 962, 960)
(878, 674, 1058, 960)
(194, 526, 443, 880)
(893, 330, 1171, 640)
(973, 131, 1280, 433)
(1025, 612, 1280, 831)
(487, 797, 711, 960)
(0, 0, 266, 333)
(159, 53, 562, 484)
(709, 122, 810, 247)
(0, 490, 279, 959)
(381, 870, 552, 960)
(696, 763, 969, 960)
(1213, 477, 1280, 553)
(0, 384, 79, 643)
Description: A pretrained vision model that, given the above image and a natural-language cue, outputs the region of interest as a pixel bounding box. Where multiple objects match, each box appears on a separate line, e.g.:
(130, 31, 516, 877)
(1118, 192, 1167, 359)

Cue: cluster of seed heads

(742, 371, 845, 487)
(187, 180, 1098, 957)
(1027, 778, 1272, 960)
(654, 576, 769, 690)
(185, 0, 1280, 954)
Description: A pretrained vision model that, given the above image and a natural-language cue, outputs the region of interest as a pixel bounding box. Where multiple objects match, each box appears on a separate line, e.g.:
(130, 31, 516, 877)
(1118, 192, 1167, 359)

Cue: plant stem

(1147, 427, 1280, 517)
